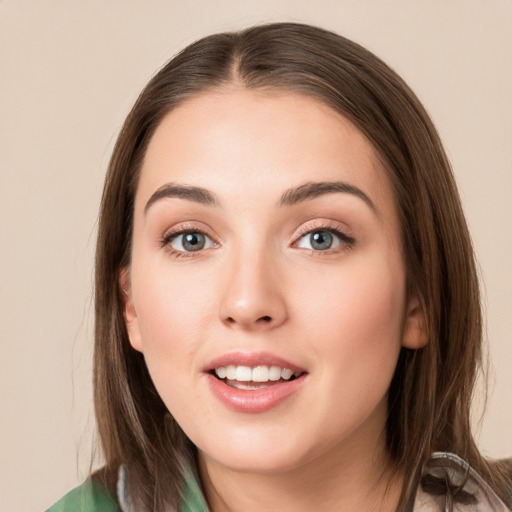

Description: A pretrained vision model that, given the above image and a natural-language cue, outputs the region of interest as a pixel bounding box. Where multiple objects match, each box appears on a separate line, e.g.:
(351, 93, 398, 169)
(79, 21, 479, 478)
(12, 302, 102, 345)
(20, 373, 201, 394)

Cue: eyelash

(293, 222, 355, 254)
(160, 225, 217, 259)
(160, 222, 355, 258)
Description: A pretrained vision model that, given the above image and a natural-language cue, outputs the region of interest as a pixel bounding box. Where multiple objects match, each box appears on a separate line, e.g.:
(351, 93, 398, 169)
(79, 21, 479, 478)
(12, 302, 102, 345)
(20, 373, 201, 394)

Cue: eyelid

(294, 219, 353, 239)
(292, 220, 355, 251)
(160, 222, 219, 257)
(161, 221, 215, 241)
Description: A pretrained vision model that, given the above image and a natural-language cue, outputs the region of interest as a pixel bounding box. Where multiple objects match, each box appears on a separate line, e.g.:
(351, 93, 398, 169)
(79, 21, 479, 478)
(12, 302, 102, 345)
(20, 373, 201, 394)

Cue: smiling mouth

(211, 365, 304, 390)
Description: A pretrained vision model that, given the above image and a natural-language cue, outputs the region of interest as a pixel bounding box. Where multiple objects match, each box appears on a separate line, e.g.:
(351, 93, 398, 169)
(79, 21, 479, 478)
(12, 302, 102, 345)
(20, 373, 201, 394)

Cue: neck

(198, 435, 403, 512)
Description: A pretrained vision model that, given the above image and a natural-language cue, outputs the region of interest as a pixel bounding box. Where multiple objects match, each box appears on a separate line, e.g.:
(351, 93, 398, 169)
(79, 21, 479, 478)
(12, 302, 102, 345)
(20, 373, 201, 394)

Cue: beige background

(1, 1, 511, 510)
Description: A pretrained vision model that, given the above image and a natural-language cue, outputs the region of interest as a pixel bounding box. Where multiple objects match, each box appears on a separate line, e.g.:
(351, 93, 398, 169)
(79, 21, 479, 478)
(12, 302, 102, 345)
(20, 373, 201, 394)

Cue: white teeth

(214, 365, 300, 383)
(268, 366, 282, 381)
(235, 366, 252, 381)
(225, 365, 236, 380)
(281, 368, 293, 380)
(252, 366, 269, 382)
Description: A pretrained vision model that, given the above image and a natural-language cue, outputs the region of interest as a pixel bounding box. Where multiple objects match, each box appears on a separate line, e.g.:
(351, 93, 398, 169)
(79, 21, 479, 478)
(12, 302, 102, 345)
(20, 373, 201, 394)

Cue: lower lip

(206, 374, 306, 413)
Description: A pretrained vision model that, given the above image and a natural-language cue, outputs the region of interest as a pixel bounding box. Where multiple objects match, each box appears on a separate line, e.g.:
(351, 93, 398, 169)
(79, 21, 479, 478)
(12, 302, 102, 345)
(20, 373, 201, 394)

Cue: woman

(48, 22, 511, 511)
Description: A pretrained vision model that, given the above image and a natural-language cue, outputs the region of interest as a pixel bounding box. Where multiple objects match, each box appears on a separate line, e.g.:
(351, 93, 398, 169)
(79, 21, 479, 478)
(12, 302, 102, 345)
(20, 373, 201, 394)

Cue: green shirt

(46, 477, 120, 512)
(46, 470, 209, 512)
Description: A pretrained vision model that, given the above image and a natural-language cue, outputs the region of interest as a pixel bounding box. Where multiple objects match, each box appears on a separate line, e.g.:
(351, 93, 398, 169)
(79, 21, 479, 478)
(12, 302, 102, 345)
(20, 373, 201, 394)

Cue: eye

(295, 228, 354, 251)
(165, 231, 215, 253)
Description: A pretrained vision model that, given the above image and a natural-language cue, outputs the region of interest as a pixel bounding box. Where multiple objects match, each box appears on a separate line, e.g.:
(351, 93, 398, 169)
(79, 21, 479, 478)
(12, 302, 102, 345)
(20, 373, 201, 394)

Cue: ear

(119, 268, 144, 353)
(401, 288, 428, 349)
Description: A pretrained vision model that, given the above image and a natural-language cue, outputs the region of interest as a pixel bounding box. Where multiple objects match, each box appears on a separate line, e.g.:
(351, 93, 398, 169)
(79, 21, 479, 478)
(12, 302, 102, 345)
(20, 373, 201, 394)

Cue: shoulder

(49, 464, 209, 512)
(46, 469, 121, 512)
(414, 452, 512, 511)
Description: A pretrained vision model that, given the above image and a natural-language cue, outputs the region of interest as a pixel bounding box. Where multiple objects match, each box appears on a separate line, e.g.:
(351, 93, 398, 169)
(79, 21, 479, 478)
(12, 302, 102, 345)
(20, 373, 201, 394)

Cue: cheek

(293, 258, 405, 444)
(133, 261, 215, 342)
(130, 270, 209, 420)
(297, 253, 406, 381)
(129, 265, 216, 407)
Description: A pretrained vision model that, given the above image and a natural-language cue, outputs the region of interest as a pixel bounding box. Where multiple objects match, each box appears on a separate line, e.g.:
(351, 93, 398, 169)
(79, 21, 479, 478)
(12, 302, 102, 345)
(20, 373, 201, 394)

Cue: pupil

(183, 233, 205, 251)
(311, 231, 332, 250)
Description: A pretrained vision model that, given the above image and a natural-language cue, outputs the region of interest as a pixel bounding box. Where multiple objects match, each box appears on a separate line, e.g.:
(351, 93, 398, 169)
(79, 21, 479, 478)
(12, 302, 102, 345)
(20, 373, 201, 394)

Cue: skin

(122, 89, 427, 511)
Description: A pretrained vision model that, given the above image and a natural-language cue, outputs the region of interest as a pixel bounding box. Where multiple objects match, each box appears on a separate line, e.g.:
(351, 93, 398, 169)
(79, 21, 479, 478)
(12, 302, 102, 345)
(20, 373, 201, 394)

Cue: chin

(196, 429, 319, 475)
(205, 450, 306, 475)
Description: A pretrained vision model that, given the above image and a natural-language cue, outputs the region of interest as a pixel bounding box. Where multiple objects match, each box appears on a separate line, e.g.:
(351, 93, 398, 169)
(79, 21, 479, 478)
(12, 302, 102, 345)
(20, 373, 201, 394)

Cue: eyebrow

(279, 181, 377, 213)
(144, 180, 377, 214)
(144, 183, 220, 213)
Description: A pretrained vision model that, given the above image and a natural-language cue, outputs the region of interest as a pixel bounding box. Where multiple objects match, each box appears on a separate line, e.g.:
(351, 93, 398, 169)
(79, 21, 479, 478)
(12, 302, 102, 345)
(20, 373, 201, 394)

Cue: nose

(218, 248, 288, 331)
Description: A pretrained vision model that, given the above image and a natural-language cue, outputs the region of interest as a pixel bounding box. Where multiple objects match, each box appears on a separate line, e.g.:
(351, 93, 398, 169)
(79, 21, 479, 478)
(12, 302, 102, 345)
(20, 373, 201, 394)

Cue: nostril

(222, 313, 279, 328)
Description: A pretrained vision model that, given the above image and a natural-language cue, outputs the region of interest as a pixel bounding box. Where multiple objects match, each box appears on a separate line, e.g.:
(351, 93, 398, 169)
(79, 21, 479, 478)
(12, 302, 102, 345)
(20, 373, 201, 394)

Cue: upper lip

(204, 351, 306, 374)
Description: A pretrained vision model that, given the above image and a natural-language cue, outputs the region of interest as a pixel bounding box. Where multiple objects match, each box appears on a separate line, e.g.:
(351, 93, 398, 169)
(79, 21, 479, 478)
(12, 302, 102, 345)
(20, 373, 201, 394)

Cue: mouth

(205, 353, 307, 413)
(210, 365, 304, 390)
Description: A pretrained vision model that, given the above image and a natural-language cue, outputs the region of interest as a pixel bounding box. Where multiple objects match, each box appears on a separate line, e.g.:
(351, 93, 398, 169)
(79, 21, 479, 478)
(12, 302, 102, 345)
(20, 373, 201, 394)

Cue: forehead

(136, 88, 396, 220)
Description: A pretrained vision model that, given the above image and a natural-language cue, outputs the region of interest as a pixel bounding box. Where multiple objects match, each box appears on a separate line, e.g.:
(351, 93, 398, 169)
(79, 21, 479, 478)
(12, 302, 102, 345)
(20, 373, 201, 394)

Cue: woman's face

(123, 89, 426, 474)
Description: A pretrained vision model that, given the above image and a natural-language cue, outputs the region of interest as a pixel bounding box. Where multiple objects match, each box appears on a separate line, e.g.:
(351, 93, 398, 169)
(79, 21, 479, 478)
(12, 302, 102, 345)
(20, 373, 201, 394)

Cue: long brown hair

(94, 22, 509, 511)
